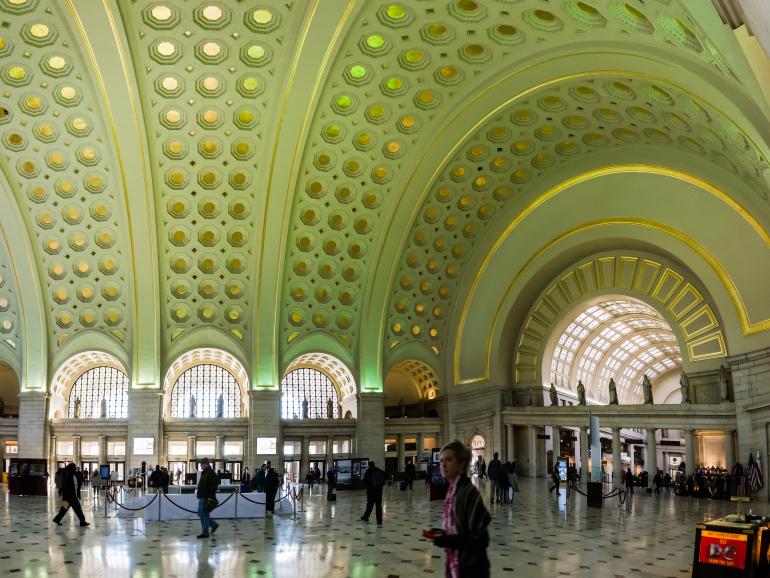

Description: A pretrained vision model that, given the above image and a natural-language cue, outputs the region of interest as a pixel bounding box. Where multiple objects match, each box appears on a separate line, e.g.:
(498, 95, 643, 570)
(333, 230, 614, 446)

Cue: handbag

(204, 496, 219, 513)
(60, 499, 70, 509)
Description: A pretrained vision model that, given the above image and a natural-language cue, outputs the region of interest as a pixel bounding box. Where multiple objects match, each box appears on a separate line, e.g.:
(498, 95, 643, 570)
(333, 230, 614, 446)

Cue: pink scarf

(442, 480, 459, 578)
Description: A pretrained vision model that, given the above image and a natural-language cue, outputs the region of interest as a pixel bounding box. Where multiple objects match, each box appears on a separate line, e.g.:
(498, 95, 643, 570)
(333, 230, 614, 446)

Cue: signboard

(100, 465, 110, 480)
(360, 459, 369, 480)
(133, 437, 155, 456)
(557, 457, 568, 482)
(256, 437, 276, 454)
(698, 530, 748, 570)
(336, 459, 352, 486)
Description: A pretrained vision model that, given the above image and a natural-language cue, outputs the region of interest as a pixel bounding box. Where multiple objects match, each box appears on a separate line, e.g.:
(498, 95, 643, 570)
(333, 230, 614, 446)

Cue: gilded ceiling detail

(385, 76, 767, 358)
(0, 0, 130, 349)
(279, 0, 741, 352)
(118, 1, 306, 344)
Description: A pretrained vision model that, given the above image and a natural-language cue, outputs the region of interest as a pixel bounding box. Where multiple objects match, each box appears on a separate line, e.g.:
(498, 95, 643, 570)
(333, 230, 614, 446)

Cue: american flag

(747, 453, 764, 493)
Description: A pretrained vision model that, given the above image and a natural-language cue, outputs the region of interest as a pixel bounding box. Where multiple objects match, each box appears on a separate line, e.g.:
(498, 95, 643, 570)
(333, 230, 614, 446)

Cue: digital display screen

(557, 458, 568, 482)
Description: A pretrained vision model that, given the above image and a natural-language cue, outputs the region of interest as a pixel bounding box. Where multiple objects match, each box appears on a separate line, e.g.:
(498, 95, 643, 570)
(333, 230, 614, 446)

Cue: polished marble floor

(0, 477, 740, 577)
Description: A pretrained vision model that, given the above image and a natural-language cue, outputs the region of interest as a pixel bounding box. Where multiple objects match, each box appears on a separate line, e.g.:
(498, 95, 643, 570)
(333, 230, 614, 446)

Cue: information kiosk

(693, 515, 770, 577)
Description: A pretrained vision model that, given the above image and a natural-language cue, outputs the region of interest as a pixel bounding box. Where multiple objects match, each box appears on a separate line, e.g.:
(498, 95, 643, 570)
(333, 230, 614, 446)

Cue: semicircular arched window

(281, 368, 339, 419)
(170, 364, 242, 418)
(68, 366, 129, 418)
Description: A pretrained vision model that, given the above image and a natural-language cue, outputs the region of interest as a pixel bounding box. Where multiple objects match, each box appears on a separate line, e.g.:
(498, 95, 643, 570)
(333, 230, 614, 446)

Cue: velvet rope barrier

(161, 492, 235, 514)
(108, 490, 160, 512)
(566, 483, 627, 505)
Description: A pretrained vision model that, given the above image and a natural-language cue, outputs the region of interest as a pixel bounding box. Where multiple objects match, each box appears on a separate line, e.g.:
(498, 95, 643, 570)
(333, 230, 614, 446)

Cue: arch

(384, 359, 441, 406)
(280, 367, 340, 420)
(516, 252, 724, 387)
(49, 351, 128, 419)
(163, 348, 249, 418)
(280, 331, 356, 388)
(543, 296, 682, 404)
(50, 330, 129, 384)
(283, 352, 357, 400)
(162, 327, 250, 384)
(67, 366, 129, 419)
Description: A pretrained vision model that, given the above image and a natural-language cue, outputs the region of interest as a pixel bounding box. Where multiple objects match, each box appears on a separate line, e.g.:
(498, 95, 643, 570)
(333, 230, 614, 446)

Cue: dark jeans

(326, 483, 336, 498)
(362, 489, 383, 524)
(197, 498, 214, 534)
(266, 486, 278, 512)
(53, 497, 86, 524)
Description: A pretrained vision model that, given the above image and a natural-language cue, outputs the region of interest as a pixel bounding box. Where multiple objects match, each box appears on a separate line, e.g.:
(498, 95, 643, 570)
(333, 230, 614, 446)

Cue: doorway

(308, 460, 325, 482)
(284, 459, 300, 484)
(109, 461, 125, 482)
(470, 434, 485, 475)
(81, 461, 99, 477)
(225, 461, 242, 482)
(168, 461, 186, 485)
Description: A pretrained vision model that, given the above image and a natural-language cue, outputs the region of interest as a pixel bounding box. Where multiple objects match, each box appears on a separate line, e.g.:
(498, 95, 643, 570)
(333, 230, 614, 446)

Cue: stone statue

(549, 382, 558, 406)
(0, 396, 5, 418)
(399, 397, 406, 417)
(679, 371, 692, 404)
(100, 397, 107, 419)
(74, 397, 81, 418)
(327, 397, 334, 418)
(720, 365, 732, 402)
(189, 395, 197, 418)
(528, 388, 534, 407)
(577, 380, 586, 405)
(608, 378, 618, 405)
(500, 388, 513, 408)
(302, 397, 309, 419)
(642, 374, 654, 405)
(216, 394, 224, 418)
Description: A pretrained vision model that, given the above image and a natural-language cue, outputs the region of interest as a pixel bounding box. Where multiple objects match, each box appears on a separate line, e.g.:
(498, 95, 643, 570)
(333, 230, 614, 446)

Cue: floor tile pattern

(0, 478, 738, 577)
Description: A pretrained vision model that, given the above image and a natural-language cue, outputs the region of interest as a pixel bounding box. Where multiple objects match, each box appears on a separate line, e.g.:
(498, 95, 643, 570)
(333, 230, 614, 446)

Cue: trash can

(587, 481, 603, 508)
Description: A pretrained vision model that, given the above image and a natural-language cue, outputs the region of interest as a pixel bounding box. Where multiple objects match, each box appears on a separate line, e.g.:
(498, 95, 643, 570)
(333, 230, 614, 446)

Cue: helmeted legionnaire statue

(0, 396, 6, 417)
(719, 364, 732, 402)
(74, 397, 81, 418)
(399, 397, 406, 417)
(216, 393, 224, 418)
(642, 374, 654, 405)
(189, 394, 197, 418)
(100, 397, 107, 418)
(327, 397, 334, 418)
(549, 382, 558, 406)
(302, 397, 309, 419)
(608, 378, 619, 405)
(680, 371, 692, 404)
(577, 380, 586, 405)
(528, 388, 534, 406)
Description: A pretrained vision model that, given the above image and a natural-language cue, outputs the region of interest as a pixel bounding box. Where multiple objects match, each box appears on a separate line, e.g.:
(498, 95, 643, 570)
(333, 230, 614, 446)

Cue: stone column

(506, 424, 515, 462)
(187, 435, 196, 464)
(527, 425, 537, 477)
(418, 433, 425, 456)
(215, 435, 224, 462)
(685, 430, 695, 474)
(627, 442, 635, 474)
(397, 434, 405, 473)
(98, 435, 107, 466)
(18, 392, 49, 459)
(579, 426, 589, 479)
(50, 434, 57, 474)
(73, 435, 82, 469)
(300, 435, 309, 482)
(161, 435, 168, 468)
(725, 430, 736, 470)
(647, 428, 658, 475)
(250, 390, 281, 469)
(355, 393, 385, 467)
(326, 436, 333, 473)
(551, 426, 560, 456)
(612, 428, 621, 488)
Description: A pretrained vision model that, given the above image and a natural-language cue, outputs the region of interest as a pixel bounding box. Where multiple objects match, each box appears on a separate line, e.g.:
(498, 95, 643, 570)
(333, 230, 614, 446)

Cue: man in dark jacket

(196, 458, 219, 538)
(52, 462, 89, 527)
(149, 465, 164, 493)
(360, 461, 386, 526)
(487, 452, 502, 503)
(264, 460, 279, 513)
(405, 461, 416, 490)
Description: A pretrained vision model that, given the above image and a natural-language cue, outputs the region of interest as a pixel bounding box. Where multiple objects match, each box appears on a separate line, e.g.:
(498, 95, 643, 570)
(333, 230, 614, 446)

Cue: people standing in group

(360, 460, 386, 527)
(487, 452, 502, 503)
(405, 460, 416, 490)
(149, 465, 164, 493)
(52, 463, 89, 527)
(264, 461, 280, 514)
(431, 440, 491, 577)
(195, 457, 219, 538)
(549, 464, 561, 495)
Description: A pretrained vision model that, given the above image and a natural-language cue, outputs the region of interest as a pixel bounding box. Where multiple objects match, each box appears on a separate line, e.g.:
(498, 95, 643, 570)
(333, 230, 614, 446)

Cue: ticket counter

(693, 516, 770, 577)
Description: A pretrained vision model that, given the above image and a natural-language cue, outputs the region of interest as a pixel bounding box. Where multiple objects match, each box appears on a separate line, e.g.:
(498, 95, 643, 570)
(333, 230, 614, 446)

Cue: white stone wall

(355, 393, 385, 467)
(250, 390, 281, 470)
(18, 392, 49, 459)
(126, 389, 162, 470)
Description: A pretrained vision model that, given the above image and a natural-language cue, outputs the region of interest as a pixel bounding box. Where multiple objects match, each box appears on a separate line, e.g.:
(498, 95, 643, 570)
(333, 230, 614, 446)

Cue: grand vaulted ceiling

(0, 0, 769, 391)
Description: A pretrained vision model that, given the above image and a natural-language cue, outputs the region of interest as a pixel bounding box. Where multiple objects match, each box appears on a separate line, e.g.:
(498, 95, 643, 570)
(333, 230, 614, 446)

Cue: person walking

(406, 461, 416, 490)
(431, 440, 491, 577)
(327, 464, 338, 500)
(487, 452, 502, 504)
(625, 468, 635, 494)
(360, 460, 386, 526)
(161, 467, 170, 495)
(549, 464, 561, 495)
(195, 458, 219, 538)
(264, 461, 279, 514)
(90, 469, 101, 500)
(52, 463, 90, 527)
(149, 465, 164, 493)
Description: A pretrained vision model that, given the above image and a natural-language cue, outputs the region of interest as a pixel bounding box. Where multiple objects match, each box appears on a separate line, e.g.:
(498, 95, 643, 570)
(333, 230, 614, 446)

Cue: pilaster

(126, 388, 162, 470)
(18, 391, 49, 459)
(355, 392, 384, 466)
(249, 390, 281, 469)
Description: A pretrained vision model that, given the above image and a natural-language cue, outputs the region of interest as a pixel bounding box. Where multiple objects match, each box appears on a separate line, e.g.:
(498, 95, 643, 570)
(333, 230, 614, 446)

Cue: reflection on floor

(0, 476, 738, 577)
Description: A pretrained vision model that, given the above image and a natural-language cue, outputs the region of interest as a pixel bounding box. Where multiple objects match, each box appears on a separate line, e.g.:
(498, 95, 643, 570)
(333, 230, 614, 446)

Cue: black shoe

(80, 522, 90, 527)
(360, 516, 368, 523)
(197, 533, 209, 538)
(376, 523, 383, 527)
(210, 522, 219, 535)
(52, 518, 62, 526)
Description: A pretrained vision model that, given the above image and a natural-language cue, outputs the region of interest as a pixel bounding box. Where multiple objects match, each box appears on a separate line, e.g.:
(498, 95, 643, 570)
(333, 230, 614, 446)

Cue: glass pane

(170, 364, 242, 418)
(68, 366, 129, 418)
(280, 368, 339, 419)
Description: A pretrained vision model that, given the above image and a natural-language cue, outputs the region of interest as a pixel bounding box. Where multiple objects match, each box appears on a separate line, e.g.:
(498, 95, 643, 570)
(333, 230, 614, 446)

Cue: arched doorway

(470, 434, 485, 477)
